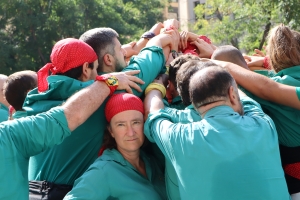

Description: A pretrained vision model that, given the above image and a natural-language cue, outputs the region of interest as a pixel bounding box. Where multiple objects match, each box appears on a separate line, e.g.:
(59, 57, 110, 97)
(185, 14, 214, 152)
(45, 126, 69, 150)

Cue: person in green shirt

(0, 62, 140, 199)
(24, 38, 144, 200)
(144, 64, 290, 200)
(25, 29, 179, 199)
(0, 74, 9, 122)
(65, 93, 166, 200)
(212, 27, 300, 198)
(3, 70, 37, 120)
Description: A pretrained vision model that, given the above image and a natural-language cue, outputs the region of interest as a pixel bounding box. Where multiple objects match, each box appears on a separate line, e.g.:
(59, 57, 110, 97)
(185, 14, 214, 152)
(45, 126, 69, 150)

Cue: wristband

(263, 56, 271, 70)
(145, 83, 166, 98)
(95, 75, 118, 96)
(141, 31, 156, 39)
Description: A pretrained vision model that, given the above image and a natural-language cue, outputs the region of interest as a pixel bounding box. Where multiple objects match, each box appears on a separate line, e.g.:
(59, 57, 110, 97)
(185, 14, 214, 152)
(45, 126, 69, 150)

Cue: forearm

(222, 61, 300, 109)
(63, 81, 110, 131)
(134, 38, 148, 52)
(144, 90, 164, 119)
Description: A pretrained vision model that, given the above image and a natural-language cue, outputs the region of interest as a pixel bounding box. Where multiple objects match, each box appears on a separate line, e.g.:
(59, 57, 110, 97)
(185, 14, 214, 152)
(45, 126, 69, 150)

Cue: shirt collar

(203, 105, 237, 119)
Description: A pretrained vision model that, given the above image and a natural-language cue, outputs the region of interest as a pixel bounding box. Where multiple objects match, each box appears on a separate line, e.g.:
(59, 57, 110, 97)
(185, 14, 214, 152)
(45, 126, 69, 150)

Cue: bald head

(189, 66, 236, 109)
(211, 45, 248, 69)
(0, 74, 9, 107)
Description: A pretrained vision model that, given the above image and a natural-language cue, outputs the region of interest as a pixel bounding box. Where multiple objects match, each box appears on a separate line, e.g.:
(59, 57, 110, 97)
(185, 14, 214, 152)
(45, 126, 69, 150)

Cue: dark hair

(56, 62, 94, 79)
(79, 28, 119, 72)
(189, 66, 235, 108)
(176, 60, 217, 106)
(102, 126, 117, 150)
(211, 45, 248, 68)
(169, 54, 200, 89)
(4, 70, 37, 111)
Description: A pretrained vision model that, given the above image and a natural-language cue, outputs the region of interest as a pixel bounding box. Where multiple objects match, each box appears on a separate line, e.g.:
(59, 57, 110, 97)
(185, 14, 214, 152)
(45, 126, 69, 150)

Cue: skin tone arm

(146, 30, 180, 60)
(63, 70, 144, 131)
(122, 23, 165, 61)
(212, 60, 300, 110)
(144, 76, 166, 119)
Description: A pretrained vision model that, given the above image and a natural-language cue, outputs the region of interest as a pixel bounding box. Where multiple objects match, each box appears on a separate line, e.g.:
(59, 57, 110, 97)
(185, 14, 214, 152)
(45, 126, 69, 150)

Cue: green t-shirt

(0, 107, 71, 199)
(296, 87, 300, 100)
(247, 66, 300, 147)
(144, 96, 289, 199)
(65, 149, 166, 200)
(23, 46, 166, 185)
(0, 103, 8, 123)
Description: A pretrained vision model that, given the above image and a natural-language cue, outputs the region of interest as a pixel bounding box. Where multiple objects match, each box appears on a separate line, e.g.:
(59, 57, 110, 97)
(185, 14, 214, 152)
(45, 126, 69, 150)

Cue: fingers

(129, 41, 137, 47)
(124, 85, 133, 94)
(128, 80, 142, 92)
(243, 55, 252, 62)
(127, 75, 145, 85)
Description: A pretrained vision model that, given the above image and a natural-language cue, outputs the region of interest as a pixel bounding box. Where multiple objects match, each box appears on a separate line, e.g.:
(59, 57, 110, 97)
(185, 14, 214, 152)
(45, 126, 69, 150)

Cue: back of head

(80, 28, 119, 72)
(266, 24, 300, 72)
(189, 66, 235, 109)
(0, 74, 8, 107)
(169, 54, 201, 89)
(176, 60, 217, 106)
(211, 45, 248, 68)
(4, 70, 37, 111)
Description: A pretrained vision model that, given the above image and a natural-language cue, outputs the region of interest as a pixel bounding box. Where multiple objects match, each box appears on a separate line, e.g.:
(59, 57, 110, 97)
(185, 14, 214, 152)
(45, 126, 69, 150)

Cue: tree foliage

(0, 0, 165, 74)
(194, 0, 300, 54)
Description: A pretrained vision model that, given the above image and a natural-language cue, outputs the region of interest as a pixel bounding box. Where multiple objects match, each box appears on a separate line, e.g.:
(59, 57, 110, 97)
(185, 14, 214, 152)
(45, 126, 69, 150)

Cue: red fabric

(98, 145, 107, 157)
(183, 35, 212, 56)
(284, 163, 300, 180)
(105, 93, 144, 122)
(263, 56, 271, 70)
(37, 38, 97, 92)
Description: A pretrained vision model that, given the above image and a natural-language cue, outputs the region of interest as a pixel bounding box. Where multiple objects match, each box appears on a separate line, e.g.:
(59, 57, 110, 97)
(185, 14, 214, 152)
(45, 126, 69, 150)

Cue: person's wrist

(145, 83, 166, 97)
(95, 74, 118, 96)
(141, 31, 156, 40)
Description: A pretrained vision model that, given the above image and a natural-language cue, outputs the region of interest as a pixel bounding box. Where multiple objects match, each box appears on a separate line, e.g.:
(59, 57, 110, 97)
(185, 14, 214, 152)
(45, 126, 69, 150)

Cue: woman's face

(109, 110, 144, 154)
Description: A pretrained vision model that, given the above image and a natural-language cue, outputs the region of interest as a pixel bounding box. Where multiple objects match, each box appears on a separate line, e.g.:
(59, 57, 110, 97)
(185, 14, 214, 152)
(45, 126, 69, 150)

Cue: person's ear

(79, 62, 91, 82)
(228, 85, 239, 106)
(103, 54, 113, 66)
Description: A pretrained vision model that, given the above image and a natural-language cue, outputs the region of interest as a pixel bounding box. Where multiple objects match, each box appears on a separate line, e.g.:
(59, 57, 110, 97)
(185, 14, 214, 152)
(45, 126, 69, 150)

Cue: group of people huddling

(1, 19, 300, 200)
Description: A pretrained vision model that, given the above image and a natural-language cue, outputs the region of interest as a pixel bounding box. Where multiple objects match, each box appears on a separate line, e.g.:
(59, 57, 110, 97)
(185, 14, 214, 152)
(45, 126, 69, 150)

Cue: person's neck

(198, 100, 230, 118)
(102, 66, 115, 73)
(118, 148, 147, 178)
(0, 98, 9, 108)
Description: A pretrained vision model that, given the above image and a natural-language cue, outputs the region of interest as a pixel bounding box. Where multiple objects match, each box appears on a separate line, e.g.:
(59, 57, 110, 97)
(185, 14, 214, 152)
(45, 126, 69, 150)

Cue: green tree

(194, 0, 300, 54)
(0, 0, 165, 74)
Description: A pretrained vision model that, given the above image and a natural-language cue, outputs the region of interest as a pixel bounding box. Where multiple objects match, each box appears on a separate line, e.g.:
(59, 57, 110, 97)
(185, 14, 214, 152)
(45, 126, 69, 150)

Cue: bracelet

(263, 56, 271, 70)
(141, 31, 156, 39)
(145, 83, 166, 97)
(171, 50, 178, 59)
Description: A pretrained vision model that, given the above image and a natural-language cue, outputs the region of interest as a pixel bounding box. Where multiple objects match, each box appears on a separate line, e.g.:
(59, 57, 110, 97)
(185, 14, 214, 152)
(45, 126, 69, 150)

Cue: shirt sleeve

(122, 46, 166, 97)
(240, 96, 276, 128)
(296, 87, 300, 101)
(64, 163, 110, 200)
(2, 107, 71, 158)
(144, 109, 194, 163)
(163, 106, 201, 123)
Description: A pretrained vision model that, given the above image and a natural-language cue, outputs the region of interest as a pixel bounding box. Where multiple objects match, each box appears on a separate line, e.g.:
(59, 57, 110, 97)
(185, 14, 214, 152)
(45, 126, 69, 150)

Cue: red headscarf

(37, 38, 97, 92)
(105, 93, 144, 123)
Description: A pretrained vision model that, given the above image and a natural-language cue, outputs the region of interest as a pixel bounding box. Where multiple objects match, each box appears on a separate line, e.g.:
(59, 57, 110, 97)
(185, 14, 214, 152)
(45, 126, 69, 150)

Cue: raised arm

(213, 60, 300, 110)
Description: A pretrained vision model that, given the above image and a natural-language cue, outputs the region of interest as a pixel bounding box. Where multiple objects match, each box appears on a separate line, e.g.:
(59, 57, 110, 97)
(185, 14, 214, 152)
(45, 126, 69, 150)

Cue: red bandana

(37, 38, 97, 92)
